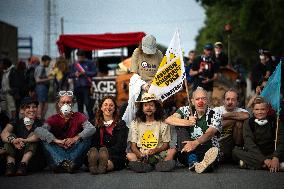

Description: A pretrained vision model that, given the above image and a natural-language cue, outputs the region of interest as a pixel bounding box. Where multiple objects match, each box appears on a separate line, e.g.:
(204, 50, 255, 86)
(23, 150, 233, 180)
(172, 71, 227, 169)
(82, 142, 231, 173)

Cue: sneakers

(5, 162, 16, 176)
(155, 160, 176, 172)
(16, 162, 27, 176)
(188, 153, 198, 171)
(128, 161, 153, 173)
(87, 147, 99, 175)
(52, 160, 78, 174)
(98, 147, 109, 174)
(194, 147, 218, 174)
(64, 160, 78, 174)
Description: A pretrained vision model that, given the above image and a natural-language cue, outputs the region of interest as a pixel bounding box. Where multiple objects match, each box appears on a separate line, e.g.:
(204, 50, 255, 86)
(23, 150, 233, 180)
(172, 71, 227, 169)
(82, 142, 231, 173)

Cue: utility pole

(44, 0, 58, 57)
(224, 24, 232, 65)
(44, 0, 51, 56)
(60, 17, 64, 34)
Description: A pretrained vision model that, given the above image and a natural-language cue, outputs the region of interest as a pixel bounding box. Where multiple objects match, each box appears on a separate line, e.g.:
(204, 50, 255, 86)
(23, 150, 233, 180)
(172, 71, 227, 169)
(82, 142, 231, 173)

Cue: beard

(144, 111, 155, 117)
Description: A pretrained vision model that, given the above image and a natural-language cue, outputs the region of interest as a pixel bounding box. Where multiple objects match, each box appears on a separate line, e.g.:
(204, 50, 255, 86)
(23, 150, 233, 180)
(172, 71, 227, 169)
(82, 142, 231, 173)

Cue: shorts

(36, 85, 48, 102)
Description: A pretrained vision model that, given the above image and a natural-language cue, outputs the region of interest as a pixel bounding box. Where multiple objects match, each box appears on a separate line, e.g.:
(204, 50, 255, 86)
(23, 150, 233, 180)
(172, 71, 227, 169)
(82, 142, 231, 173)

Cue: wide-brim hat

(142, 34, 157, 55)
(136, 93, 160, 103)
(20, 97, 39, 108)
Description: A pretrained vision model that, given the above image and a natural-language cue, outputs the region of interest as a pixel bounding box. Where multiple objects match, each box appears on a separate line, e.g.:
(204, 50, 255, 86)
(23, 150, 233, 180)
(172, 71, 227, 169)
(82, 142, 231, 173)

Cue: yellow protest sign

(141, 130, 158, 150)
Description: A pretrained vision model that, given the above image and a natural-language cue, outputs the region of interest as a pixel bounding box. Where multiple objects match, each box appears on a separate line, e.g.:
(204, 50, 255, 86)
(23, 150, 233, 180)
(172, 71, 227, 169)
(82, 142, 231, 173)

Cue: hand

(181, 140, 200, 153)
(201, 78, 210, 84)
(12, 138, 25, 150)
(269, 157, 280, 173)
(255, 86, 262, 95)
(75, 71, 84, 77)
(147, 148, 157, 156)
(264, 159, 272, 168)
(18, 138, 27, 143)
(64, 136, 79, 148)
(142, 83, 150, 92)
(185, 116, 197, 126)
(137, 152, 145, 159)
(53, 139, 66, 148)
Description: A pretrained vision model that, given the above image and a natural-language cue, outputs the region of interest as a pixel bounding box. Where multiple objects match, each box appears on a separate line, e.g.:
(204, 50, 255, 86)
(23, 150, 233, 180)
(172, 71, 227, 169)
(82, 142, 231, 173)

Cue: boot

(98, 147, 109, 174)
(128, 161, 153, 173)
(5, 162, 16, 177)
(16, 162, 28, 176)
(155, 160, 176, 172)
(87, 147, 99, 175)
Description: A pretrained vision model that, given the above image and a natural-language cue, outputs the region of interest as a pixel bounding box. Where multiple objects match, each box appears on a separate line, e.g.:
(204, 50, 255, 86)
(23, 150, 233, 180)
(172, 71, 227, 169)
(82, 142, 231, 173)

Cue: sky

(0, 0, 205, 57)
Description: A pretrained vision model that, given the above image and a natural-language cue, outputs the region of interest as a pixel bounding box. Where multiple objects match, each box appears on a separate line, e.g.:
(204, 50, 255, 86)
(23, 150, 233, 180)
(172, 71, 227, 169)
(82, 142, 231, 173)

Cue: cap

(20, 97, 39, 108)
(214, 41, 223, 48)
(204, 43, 214, 50)
(142, 34, 157, 54)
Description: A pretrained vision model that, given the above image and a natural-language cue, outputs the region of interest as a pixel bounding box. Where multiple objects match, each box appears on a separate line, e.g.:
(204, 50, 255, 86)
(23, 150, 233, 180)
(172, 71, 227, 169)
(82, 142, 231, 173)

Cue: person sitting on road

(87, 95, 128, 175)
(34, 90, 96, 173)
(232, 97, 284, 172)
(213, 89, 249, 162)
(165, 87, 222, 173)
(127, 93, 175, 172)
(1, 97, 45, 176)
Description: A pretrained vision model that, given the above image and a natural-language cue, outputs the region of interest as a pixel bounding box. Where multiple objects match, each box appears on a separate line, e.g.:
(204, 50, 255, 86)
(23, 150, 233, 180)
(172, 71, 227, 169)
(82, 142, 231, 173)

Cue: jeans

(43, 138, 91, 167)
(74, 86, 94, 120)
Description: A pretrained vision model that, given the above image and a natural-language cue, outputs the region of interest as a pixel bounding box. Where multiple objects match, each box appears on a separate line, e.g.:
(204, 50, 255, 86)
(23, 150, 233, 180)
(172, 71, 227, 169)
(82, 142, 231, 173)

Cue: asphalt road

(0, 164, 283, 189)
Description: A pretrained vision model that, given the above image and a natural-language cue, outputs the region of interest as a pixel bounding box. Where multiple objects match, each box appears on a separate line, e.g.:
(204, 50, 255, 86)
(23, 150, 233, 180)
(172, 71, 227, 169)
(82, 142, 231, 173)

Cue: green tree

(195, 0, 284, 70)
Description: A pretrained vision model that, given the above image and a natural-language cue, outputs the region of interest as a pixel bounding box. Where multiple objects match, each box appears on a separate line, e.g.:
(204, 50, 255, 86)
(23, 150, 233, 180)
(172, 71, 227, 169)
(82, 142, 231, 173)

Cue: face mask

(259, 55, 265, 60)
(60, 104, 72, 116)
(24, 117, 34, 126)
(254, 119, 268, 126)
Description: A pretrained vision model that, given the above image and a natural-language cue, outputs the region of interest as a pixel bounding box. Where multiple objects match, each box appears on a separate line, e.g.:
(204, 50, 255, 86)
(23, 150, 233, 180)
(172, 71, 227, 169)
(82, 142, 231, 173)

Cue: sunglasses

(58, 91, 73, 96)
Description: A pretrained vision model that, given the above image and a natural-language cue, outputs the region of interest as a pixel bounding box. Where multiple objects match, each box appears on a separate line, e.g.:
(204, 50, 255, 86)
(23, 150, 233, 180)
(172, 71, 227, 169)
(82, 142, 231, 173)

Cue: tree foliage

(195, 0, 284, 69)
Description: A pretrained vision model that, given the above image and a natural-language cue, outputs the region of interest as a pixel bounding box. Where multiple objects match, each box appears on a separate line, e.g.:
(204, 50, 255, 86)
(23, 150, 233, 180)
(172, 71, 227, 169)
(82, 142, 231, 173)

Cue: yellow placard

(141, 130, 158, 150)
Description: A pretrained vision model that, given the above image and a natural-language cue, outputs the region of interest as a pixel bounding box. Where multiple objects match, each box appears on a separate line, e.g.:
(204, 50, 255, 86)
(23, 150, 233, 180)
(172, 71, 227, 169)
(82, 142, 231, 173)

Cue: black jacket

(244, 116, 284, 162)
(92, 120, 128, 158)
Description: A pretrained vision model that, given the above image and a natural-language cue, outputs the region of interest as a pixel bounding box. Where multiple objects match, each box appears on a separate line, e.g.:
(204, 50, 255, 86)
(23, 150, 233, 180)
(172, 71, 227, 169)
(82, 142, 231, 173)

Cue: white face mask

(254, 119, 268, 126)
(60, 104, 72, 115)
(24, 117, 34, 126)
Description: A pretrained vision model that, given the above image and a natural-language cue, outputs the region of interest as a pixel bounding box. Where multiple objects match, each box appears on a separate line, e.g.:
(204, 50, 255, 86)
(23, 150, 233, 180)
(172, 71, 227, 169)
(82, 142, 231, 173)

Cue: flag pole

(184, 78, 193, 116)
(275, 114, 279, 150)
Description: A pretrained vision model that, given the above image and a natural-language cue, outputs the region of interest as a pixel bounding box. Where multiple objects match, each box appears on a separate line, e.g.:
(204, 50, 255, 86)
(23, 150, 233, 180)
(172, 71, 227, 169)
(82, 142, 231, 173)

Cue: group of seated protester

(0, 87, 283, 176)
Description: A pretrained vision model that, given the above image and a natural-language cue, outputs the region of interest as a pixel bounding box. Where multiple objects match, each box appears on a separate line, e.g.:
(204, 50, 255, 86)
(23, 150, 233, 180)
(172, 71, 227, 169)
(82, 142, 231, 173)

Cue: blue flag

(260, 63, 282, 114)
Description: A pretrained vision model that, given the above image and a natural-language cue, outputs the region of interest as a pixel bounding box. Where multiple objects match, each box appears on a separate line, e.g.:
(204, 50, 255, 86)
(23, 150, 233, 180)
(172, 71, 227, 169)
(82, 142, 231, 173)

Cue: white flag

(148, 30, 185, 101)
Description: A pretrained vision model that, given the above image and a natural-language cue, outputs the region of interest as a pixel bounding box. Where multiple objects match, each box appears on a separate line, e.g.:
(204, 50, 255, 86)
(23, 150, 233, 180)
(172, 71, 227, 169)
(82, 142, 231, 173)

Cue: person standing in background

(69, 50, 96, 120)
(34, 55, 52, 120)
